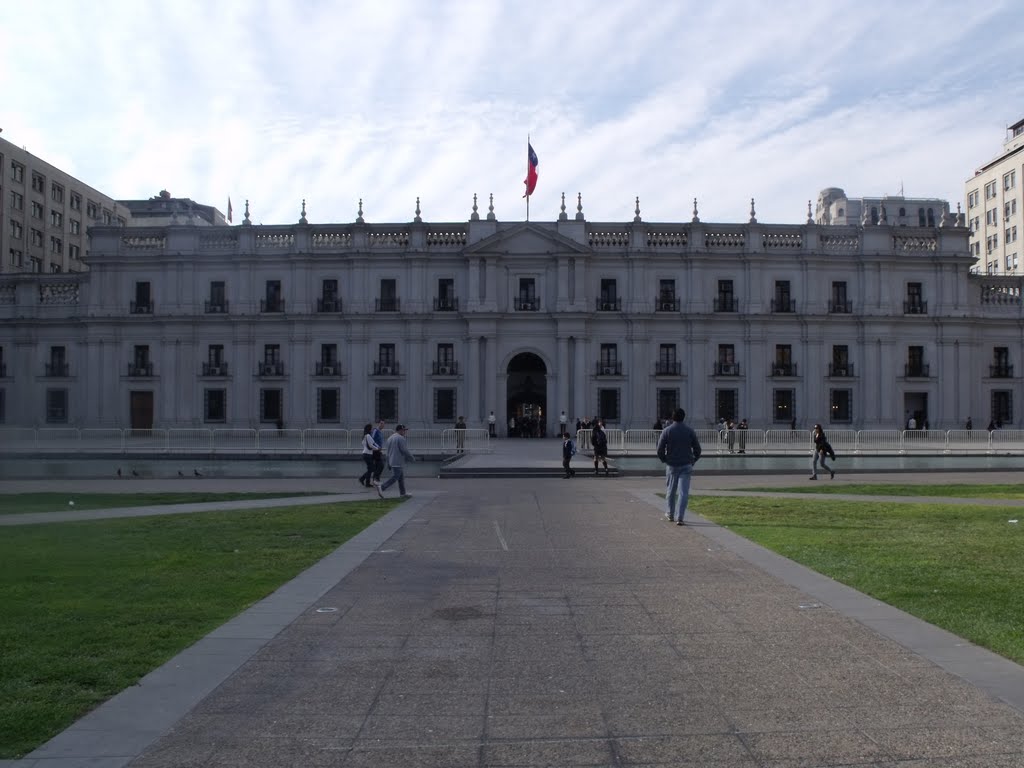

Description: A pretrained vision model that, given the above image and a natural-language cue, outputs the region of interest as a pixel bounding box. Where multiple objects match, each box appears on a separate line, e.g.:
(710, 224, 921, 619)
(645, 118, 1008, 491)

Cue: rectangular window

(1004, 170, 1016, 191)
(516, 277, 538, 310)
(204, 389, 227, 423)
(31, 201, 44, 219)
(259, 388, 283, 423)
(317, 388, 341, 422)
(68, 244, 80, 261)
(51, 182, 64, 203)
(10, 160, 24, 183)
(46, 389, 68, 423)
(31, 173, 44, 193)
(599, 278, 618, 310)
(773, 280, 792, 312)
(208, 280, 226, 312)
(773, 345, 794, 376)
(87, 200, 99, 219)
(985, 180, 998, 199)
(436, 278, 456, 310)
(714, 388, 737, 422)
(437, 343, 454, 365)
(379, 343, 396, 367)
(830, 281, 849, 312)
(259, 345, 282, 376)
(70, 192, 81, 211)
(31, 229, 43, 247)
(1006, 200, 1018, 219)
(10, 191, 23, 210)
(597, 388, 620, 422)
(70, 218, 80, 235)
(377, 278, 398, 311)
(9, 220, 22, 239)
(434, 388, 456, 422)
(656, 388, 678, 422)
(968, 190, 978, 208)
(991, 390, 1012, 425)
(50, 237, 62, 255)
(986, 208, 998, 225)
(0, 388, 5, 423)
(208, 344, 224, 365)
(376, 388, 398, 421)
(716, 279, 735, 311)
(9, 249, 24, 267)
(773, 388, 794, 423)
(102, 210, 112, 224)
(831, 345, 850, 376)
(133, 281, 151, 313)
(262, 280, 282, 312)
(320, 279, 339, 312)
(830, 389, 852, 423)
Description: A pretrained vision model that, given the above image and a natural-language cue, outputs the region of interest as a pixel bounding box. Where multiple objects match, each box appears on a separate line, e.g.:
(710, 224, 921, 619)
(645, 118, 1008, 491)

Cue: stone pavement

(4, 472, 1024, 767)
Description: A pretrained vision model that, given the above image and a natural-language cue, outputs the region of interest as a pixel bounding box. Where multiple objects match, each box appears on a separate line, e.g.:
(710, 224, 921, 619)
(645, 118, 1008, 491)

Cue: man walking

(376, 424, 416, 499)
(656, 408, 702, 525)
(591, 420, 610, 476)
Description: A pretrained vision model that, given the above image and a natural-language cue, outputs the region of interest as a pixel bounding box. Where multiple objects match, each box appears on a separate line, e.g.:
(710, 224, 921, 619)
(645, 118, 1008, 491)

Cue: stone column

(557, 335, 569, 427)
(467, 335, 481, 426)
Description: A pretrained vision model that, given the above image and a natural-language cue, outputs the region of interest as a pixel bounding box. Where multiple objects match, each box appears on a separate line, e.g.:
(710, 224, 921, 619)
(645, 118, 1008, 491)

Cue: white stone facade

(965, 117, 1024, 275)
(1, 211, 1021, 434)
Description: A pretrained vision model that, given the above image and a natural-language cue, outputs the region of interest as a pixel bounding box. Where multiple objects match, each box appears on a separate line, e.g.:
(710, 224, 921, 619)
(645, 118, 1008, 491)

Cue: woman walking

(810, 423, 835, 480)
(358, 423, 380, 488)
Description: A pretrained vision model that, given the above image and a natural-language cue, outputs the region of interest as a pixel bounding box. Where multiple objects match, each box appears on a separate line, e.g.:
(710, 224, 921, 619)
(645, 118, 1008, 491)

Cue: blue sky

(2, 0, 1022, 226)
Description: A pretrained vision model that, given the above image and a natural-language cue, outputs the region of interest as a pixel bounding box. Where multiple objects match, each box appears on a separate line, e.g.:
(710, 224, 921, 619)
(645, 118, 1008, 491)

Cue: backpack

(569, 439, 577, 456)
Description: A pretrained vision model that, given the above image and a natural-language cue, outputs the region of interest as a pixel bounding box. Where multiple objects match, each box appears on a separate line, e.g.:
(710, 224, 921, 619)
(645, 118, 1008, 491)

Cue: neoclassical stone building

(0, 198, 1020, 433)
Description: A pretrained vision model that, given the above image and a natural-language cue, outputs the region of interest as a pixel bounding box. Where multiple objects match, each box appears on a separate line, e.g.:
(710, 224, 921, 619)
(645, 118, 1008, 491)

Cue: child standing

(561, 432, 577, 478)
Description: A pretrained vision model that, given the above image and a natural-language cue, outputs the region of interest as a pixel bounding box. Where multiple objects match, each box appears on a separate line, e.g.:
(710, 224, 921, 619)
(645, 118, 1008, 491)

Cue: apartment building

(965, 117, 1024, 275)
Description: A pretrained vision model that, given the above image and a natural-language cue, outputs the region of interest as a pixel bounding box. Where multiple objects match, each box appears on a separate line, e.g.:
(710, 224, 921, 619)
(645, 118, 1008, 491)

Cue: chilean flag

(523, 142, 538, 198)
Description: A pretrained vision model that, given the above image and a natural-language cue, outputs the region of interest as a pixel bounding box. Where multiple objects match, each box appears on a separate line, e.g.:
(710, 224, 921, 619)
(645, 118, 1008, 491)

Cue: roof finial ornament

(575, 192, 584, 221)
(414, 196, 422, 223)
(356, 198, 364, 224)
(692, 197, 700, 223)
(299, 199, 308, 225)
(559, 192, 567, 221)
(807, 200, 813, 224)
(634, 196, 642, 223)
(749, 197, 757, 224)
(471, 193, 479, 221)
(242, 199, 251, 226)
(487, 193, 496, 221)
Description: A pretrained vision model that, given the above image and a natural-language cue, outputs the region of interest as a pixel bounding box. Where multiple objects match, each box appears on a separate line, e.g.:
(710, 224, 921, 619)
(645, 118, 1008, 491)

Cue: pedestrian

(737, 418, 748, 453)
(559, 410, 568, 436)
(591, 420, 610, 476)
(561, 431, 577, 478)
(358, 423, 379, 488)
(455, 415, 467, 453)
(656, 408, 702, 525)
(508, 415, 516, 438)
(726, 419, 736, 453)
(370, 419, 386, 484)
(376, 424, 415, 499)
(965, 416, 973, 430)
(810, 423, 835, 480)
(488, 410, 496, 438)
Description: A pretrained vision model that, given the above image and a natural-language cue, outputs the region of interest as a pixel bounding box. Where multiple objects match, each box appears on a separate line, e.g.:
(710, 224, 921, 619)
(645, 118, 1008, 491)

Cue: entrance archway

(506, 352, 547, 437)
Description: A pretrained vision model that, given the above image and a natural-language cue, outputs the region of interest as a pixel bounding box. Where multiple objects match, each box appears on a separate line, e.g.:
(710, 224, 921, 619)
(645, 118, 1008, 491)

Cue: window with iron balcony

(771, 362, 797, 376)
(597, 297, 621, 311)
(904, 363, 930, 377)
(828, 363, 854, 377)
(260, 297, 285, 313)
(44, 362, 69, 377)
(433, 296, 458, 311)
(514, 296, 539, 311)
(655, 295, 679, 311)
(258, 361, 285, 376)
(317, 297, 342, 312)
(596, 361, 622, 376)
(713, 297, 736, 312)
(375, 297, 400, 312)
(432, 360, 459, 375)
(202, 361, 229, 376)
(770, 298, 795, 313)
(654, 360, 681, 375)
(315, 361, 341, 376)
(373, 361, 400, 375)
(714, 361, 740, 376)
(127, 361, 154, 377)
(205, 299, 229, 313)
(903, 300, 927, 314)
(990, 363, 1013, 378)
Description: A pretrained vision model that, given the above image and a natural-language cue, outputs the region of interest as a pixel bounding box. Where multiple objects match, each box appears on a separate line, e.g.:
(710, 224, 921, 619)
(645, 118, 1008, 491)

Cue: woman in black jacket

(810, 423, 835, 480)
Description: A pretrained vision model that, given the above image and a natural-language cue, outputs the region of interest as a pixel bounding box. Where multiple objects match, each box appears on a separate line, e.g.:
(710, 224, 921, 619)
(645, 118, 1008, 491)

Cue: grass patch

(731, 483, 1024, 499)
(0, 492, 321, 516)
(692, 496, 1024, 664)
(0, 500, 397, 758)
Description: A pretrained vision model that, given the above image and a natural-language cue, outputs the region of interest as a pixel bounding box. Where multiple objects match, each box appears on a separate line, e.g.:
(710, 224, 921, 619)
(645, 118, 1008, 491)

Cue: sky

(2, 0, 1022, 227)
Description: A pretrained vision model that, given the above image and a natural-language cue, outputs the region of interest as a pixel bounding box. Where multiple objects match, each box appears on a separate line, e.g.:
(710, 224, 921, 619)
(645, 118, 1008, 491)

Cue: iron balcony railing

(375, 297, 400, 312)
(904, 300, 928, 314)
(713, 297, 736, 312)
(596, 361, 623, 376)
(315, 362, 341, 376)
(44, 362, 70, 377)
(597, 297, 621, 311)
(654, 361, 681, 375)
(201, 361, 229, 376)
(258, 361, 285, 376)
(905, 363, 930, 377)
(433, 297, 458, 311)
(771, 362, 798, 376)
(655, 296, 679, 312)
(432, 361, 459, 375)
(317, 297, 342, 313)
(127, 362, 154, 377)
(829, 300, 852, 313)
(204, 300, 229, 313)
(771, 298, 796, 313)
(714, 362, 740, 376)
(372, 361, 400, 375)
(990, 364, 1014, 378)
(514, 297, 540, 311)
(260, 298, 285, 313)
(828, 363, 855, 377)
(130, 300, 153, 314)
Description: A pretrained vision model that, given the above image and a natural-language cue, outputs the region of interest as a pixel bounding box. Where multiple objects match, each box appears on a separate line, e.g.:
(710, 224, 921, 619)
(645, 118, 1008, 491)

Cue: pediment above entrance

(464, 222, 590, 257)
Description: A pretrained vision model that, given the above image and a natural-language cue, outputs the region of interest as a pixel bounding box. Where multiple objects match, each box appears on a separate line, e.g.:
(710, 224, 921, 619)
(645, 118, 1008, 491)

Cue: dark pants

(359, 454, 375, 486)
(372, 452, 384, 481)
(562, 457, 575, 477)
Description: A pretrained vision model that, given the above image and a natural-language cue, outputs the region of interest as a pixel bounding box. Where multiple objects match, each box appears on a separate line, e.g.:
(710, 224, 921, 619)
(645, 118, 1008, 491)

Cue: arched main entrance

(506, 352, 547, 437)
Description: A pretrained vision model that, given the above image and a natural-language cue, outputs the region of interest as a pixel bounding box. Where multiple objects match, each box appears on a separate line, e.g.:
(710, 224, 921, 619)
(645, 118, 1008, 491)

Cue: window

(656, 388, 679, 422)
(10, 190, 23, 210)
(48, 345, 67, 377)
(927, 208, 936, 227)
(715, 279, 735, 311)
(31, 229, 43, 247)
(317, 388, 341, 422)
(9, 249, 23, 267)
(207, 280, 226, 312)
(870, 206, 879, 225)
(986, 208, 998, 225)
(70, 192, 81, 211)
(968, 190, 979, 208)
(31, 201, 44, 219)
(50, 236, 62, 255)
(993, 346, 1010, 378)
(597, 388, 620, 423)
(830, 389, 852, 423)
(204, 389, 227, 422)
(515, 278, 538, 310)
(50, 262, 61, 273)
(259, 388, 283, 423)
(434, 388, 456, 422)
(599, 343, 619, 375)
(1006, 226, 1018, 244)
(985, 180, 998, 199)
(1005, 170, 1017, 191)
(102, 210, 112, 224)
(45, 389, 68, 423)
(378, 278, 398, 311)
(907, 345, 926, 377)
(1006, 200, 1018, 219)
(261, 344, 282, 376)
(261, 280, 283, 312)
(206, 344, 225, 375)
(132, 281, 151, 313)
(10, 160, 24, 183)
(773, 345, 794, 376)
(437, 343, 454, 365)
(987, 234, 999, 252)
(599, 278, 619, 311)
(317, 344, 339, 376)
(29, 257, 41, 273)
(436, 278, 456, 310)
(69, 218, 79, 234)
(86, 200, 99, 219)
(50, 211, 63, 228)
(51, 182, 64, 203)
(657, 343, 678, 375)
(31, 173, 44, 193)
(132, 345, 151, 376)
(715, 388, 737, 422)
(716, 344, 736, 375)
(992, 391, 1013, 425)
(906, 282, 925, 313)
(9, 220, 22, 239)
(773, 389, 794, 423)
(830, 281, 849, 313)
(972, 216, 980, 232)
(319, 278, 339, 312)
(68, 244, 80, 261)
(831, 345, 850, 376)
(376, 388, 398, 421)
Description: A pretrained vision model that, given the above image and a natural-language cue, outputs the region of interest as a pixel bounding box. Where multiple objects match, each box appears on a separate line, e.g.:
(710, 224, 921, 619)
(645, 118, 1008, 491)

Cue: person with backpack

(810, 423, 835, 480)
(591, 420, 610, 476)
(561, 432, 577, 478)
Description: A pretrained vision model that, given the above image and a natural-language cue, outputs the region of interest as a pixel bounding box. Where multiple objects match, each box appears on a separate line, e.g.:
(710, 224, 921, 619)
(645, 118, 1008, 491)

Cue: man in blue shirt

(656, 408, 702, 525)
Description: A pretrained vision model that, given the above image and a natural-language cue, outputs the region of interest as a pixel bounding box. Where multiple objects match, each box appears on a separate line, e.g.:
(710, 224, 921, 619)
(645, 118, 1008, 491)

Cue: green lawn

(732, 483, 1024, 499)
(0, 500, 397, 758)
(0, 492, 320, 516)
(692, 495, 1024, 665)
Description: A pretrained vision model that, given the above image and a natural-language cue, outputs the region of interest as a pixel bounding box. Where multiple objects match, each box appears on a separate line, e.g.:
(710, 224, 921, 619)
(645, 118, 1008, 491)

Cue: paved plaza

(2, 452, 1024, 767)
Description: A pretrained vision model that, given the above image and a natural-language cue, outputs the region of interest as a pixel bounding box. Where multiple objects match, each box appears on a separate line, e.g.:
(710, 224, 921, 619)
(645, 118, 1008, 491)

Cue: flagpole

(526, 134, 531, 222)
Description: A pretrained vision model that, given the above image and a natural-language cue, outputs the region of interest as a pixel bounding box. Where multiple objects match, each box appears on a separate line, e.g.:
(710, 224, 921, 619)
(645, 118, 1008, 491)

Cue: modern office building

(2, 200, 1021, 434)
(965, 117, 1024, 275)
(816, 187, 951, 228)
(0, 135, 131, 275)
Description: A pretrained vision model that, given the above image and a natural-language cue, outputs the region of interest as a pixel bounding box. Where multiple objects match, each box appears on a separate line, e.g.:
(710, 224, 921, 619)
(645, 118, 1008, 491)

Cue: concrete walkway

(3, 470, 1024, 767)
